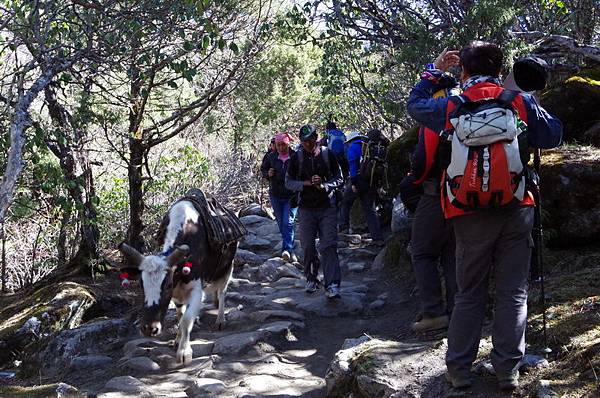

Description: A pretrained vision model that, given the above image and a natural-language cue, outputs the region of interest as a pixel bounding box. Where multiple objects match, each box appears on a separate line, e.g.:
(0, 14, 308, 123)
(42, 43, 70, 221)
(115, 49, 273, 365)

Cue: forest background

(0, 0, 598, 291)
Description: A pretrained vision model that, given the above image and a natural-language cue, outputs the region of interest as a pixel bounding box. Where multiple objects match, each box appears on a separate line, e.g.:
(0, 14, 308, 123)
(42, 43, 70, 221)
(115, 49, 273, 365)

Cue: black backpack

(359, 131, 390, 189)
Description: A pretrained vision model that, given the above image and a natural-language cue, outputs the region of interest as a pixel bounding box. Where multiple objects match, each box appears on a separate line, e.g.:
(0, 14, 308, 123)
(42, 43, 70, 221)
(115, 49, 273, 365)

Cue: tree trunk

(44, 85, 99, 272)
(1, 223, 6, 293)
(127, 137, 146, 251)
(0, 66, 64, 226)
(126, 49, 147, 251)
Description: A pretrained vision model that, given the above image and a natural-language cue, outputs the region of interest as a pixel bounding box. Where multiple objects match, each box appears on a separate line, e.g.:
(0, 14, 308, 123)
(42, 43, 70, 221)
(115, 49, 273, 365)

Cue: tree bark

(44, 85, 99, 272)
(0, 62, 73, 226)
(126, 48, 147, 251)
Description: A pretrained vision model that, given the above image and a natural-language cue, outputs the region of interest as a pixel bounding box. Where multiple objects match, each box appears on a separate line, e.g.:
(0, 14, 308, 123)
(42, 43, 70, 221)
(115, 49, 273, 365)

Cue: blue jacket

(347, 140, 363, 180)
(406, 78, 562, 149)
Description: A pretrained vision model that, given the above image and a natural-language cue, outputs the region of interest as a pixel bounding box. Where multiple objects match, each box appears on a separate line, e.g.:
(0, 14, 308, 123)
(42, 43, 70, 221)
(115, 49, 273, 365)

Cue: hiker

(321, 121, 349, 179)
(261, 132, 298, 262)
(339, 130, 384, 245)
(285, 124, 344, 299)
(260, 137, 276, 175)
(401, 84, 459, 333)
(407, 42, 562, 390)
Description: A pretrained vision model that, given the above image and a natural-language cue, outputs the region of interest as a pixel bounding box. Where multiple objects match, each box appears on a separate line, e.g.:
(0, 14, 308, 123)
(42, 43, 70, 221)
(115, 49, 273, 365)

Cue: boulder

(104, 376, 147, 394)
(121, 356, 161, 372)
(31, 318, 135, 374)
(541, 68, 600, 145)
(326, 337, 446, 398)
(238, 203, 272, 219)
(239, 215, 273, 228)
(212, 321, 295, 355)
(0, 282, 96, 368)
(69, 354, 113, 370)
(539, 145, 600, 246)
(386, 127, 419, 197)
(239, 234, 272, 251)
(185, 378, 227, 396)
(234, 249, 262, 266)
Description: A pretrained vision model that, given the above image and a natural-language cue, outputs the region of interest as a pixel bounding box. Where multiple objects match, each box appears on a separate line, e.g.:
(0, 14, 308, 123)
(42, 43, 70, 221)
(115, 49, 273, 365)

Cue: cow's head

(118, 242, 189, 337)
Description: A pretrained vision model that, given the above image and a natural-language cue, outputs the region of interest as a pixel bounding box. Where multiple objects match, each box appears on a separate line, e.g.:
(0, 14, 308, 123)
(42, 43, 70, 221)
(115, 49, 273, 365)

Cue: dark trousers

(339, 184, 383, 240)
(411, 194, 457, 318)
(298, 206, 341, 287)
(446, 206, 534, 378)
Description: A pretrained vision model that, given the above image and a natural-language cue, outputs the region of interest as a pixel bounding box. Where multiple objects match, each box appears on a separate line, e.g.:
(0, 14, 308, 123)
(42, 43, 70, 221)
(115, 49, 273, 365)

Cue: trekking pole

(532, 148, 551, 356)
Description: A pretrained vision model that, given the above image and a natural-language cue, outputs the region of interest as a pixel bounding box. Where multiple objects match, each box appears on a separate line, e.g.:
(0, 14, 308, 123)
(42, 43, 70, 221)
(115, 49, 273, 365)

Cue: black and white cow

(118, 199, 238, 364)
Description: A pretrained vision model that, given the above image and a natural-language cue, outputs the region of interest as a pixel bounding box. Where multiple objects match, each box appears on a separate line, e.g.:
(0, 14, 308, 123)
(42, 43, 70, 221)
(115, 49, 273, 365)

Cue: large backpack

(441, 89, 528, 210)
(359, 134, 389, 189)
(326, 129, 346, 161)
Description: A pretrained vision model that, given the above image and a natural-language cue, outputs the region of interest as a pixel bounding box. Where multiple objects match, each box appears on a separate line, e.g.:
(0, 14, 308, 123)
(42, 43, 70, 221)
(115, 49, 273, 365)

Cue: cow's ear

(118, 242, 144, 268)
(167, 245, 190, 268)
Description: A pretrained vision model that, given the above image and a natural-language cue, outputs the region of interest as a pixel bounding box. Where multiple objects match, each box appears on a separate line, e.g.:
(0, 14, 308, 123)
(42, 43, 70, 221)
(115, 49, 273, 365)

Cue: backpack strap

(321, 146, 332, 179)
(448, 95, 469, 119)
(497, 89, 519, 108)
(297, 148, 304, 179)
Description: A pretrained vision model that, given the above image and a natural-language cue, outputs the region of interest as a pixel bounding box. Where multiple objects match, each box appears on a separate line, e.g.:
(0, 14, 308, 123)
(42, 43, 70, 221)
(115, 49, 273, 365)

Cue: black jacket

(285, 147, 343, 209)
(260, 150, 296, 199)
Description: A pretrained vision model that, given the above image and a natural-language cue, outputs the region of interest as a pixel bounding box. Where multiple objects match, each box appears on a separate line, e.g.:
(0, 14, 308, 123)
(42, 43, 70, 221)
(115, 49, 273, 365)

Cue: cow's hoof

(176, 348, 193, 365)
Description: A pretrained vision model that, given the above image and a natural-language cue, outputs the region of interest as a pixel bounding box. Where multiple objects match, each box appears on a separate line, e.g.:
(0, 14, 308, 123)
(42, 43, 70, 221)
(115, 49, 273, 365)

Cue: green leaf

(183, 40, 194, 51)
(229, 42, 239, 54)
(168, 81, 178, 89)
(218, 38, 226, 50)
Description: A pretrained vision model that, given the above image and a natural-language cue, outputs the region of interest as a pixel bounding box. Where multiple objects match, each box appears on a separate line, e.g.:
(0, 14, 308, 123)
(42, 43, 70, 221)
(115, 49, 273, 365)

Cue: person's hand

(434, 48, 460, 72)
(352, 185, 358, 193)
(311, 175, 322, 185)
(303, 180, 312, 187)
(268, 168, 275, 178)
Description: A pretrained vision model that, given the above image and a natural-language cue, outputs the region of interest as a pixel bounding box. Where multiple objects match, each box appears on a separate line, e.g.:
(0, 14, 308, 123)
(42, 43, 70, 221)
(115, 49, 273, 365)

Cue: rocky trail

(1, 213, 554, 398)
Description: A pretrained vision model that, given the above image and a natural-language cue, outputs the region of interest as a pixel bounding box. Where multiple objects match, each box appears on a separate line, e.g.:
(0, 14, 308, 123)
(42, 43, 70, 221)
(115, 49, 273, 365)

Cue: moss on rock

(0, 282, 96, 366)
(541, 68, 600, 145)
(538, 145, 600, 247)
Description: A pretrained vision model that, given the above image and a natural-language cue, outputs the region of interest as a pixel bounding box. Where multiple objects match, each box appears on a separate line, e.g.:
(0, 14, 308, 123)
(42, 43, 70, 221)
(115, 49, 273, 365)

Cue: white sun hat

(345, 131, 367, 143)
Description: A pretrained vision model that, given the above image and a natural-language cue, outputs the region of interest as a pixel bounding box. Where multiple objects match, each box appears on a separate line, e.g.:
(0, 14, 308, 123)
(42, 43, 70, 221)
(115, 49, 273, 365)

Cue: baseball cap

(299, 124, 317, 141)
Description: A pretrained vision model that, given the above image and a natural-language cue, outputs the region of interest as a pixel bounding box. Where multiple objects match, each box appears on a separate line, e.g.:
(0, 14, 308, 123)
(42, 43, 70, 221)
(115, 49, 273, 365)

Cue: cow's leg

(176, 281, 204, 365)
(215, 265, 233, 330)
(173, 303, 186, 348)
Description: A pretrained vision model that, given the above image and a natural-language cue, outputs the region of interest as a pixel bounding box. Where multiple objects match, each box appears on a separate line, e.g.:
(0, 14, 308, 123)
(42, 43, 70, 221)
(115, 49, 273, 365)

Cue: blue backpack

(326, 129, 346, 160)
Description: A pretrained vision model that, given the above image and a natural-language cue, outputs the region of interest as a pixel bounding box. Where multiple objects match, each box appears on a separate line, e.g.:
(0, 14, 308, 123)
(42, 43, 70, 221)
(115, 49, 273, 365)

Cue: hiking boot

(445, 372, 473, 389)
(325, 284, 341, 299)
(410, 315, 449, 333)
(290, 252, 298, 263)
(305, 280, 319, 293)
(497, 372, 519, 391)
(281, 251, 291, 262)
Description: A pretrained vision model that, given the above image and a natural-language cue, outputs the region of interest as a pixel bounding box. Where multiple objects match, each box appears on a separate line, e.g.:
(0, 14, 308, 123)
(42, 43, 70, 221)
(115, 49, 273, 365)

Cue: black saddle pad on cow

(180, 188, 247, 250)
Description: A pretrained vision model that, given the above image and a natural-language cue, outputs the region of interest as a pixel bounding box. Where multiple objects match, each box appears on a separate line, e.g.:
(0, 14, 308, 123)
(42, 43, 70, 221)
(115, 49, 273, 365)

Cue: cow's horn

(167, 245, 190, 267)
(118, 242, 144, 267)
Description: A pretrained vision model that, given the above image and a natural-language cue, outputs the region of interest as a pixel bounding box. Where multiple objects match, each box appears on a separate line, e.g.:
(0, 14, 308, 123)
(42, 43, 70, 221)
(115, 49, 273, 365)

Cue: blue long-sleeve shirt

(406, 78, 563, 149)
(347, 140, 363, 179)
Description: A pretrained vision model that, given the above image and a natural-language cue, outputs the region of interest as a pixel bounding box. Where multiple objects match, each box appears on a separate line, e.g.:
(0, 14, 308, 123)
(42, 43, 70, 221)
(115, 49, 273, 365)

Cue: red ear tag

(182, 261, 193, 275)
(119, 272, 131, 288)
